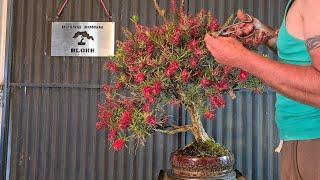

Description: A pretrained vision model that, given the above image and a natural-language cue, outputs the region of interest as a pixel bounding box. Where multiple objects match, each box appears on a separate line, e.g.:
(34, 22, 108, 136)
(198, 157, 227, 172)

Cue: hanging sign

(51, 21, 115, 57)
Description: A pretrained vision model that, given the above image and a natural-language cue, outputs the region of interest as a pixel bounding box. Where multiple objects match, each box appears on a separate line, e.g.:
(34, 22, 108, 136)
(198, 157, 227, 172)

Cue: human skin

(204, 0, 320, 108)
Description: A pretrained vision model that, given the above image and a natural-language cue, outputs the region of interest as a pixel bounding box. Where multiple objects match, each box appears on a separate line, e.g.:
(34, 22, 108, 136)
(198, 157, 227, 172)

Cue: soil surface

(175, 140, 231, 157)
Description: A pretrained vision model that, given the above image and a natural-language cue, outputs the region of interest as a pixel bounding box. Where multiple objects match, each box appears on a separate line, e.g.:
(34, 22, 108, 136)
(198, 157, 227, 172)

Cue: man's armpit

(306, 35, 320, 51)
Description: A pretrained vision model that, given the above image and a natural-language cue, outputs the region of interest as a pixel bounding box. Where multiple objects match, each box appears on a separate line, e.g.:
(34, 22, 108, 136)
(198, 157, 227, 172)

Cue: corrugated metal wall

(6, 0, 288, 180)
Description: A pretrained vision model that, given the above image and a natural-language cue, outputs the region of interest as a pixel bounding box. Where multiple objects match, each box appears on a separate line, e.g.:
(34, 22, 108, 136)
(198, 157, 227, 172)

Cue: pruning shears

(217, 13, 256, 39)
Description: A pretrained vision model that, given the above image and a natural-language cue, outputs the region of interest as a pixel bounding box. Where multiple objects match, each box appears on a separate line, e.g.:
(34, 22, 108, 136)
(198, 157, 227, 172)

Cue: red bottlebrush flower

(102, 84, 114, 94)
(152, 82, 162, 95)
(135, 73, 145, 83)
(137, 32, 149, 43)
(194, 48, 203, 57)
(142, 104, 151, 112)
(204, 111, 216, 120)
(153, 26, 167, 35)
(147, 96, 156, 104)
(209, 95, 226, 108)
(146, 43, 154, 55)
(200, 77, 211, 88)
(171, 29, 182, 46)
(170, 0, 177, 13)
(188, 39, 198, 51)
(112, 138, 125, 151)
(128, 65, 141, 73)
(107, 129, 118, 142)
(142, 86, 157, 104)
(96, 121, 108, 131)
(123, 100, 135, 111)
(215, 81, 229, 91)
(190, 28, 199, 38)
(166, 61, 180, 77)
(181, 69, 189, 82)
(106, 62, 119, 73)
(115, 82, 124, 90)
(238, 70, 249, 82)
(119, 111, 132, 129)
(143, 86, 153, 97)
(123, 40, 134, 54)
(147, 115, 157, 127)
(135, 24, 144, 32)
(97, 110, 112, 121)
(189, 58, 198, 68)
(209, 19, 219, 32)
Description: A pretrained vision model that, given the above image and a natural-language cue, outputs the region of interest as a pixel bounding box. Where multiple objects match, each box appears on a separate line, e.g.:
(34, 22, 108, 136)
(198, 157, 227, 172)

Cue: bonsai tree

(96, 0, 264, 153)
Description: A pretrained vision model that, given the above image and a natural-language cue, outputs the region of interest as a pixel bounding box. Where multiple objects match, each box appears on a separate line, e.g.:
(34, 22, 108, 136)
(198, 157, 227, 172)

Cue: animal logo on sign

(72, 31, 94, 46)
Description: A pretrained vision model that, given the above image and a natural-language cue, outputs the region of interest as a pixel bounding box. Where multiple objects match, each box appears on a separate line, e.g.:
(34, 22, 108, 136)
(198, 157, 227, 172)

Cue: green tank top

(276, 0, 320, 141)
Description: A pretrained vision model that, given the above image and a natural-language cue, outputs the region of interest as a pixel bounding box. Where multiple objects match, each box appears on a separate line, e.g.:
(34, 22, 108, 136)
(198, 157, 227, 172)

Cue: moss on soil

(176, 139, 231, 157)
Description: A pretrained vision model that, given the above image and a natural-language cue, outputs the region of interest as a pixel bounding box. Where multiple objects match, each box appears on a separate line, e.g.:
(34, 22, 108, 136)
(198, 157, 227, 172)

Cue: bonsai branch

(153, 0, 168, 23)
(155, 125, 192, 135)
(180, 0, 185, 10)
(178, 90, 211, 142)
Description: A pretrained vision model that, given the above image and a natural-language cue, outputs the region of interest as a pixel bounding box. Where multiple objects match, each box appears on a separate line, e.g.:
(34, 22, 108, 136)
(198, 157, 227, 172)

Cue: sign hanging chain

(56, 0, 112, 20)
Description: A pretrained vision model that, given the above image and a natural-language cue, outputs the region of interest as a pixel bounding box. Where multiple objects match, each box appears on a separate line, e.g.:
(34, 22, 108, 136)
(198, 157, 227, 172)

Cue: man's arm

(205, 1, 320, 107)
(238, 0, 320, 107)
(303, 0, 320, 72)
(205, 35, 320, 107)
(240, 52, 320, 107)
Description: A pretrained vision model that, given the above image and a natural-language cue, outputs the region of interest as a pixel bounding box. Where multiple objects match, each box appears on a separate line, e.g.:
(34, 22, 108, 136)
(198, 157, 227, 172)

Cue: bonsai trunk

(186, 103, 211, 142)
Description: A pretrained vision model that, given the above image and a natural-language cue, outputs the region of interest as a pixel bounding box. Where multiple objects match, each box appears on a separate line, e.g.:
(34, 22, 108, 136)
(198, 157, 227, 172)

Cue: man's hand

(204, 34, 250, 68)
(235, 10, 278, 51)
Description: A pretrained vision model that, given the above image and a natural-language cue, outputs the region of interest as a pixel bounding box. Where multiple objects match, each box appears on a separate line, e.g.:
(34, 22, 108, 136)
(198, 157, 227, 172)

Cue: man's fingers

(205, 34, 224, 49)
(237, 10, 248, 21)
(204, 34, 216, 42)
(206, 41, 217, 56)
(243, 24, 254, 35)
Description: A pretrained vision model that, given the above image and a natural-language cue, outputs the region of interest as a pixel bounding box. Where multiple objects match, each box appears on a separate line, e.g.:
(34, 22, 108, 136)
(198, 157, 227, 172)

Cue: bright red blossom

(204, 111, 216, 120)
(142, 86, 156, 104)
(188, 39, 198, 51)
(209, 95, 226, 108)
(238, 70, 249, 82)
(181, 69, 189, 82)
(137, 32, 149, 43)
(171, 29, 182, 45)
(119, 111, 132, 129)
(96, 121, 108, 131)
(146, 43, 154, 55)
(209, 19, 219, 31)
(106, 62, 119, 73)
(170, 0, 177, 13)
(189, 58, 198, 68)
(115, 82, 124, 90)
(143, 86, 153, 97)
(215, 81, 229, 91)
(166, 61, 180, 76)
(123, 40, 134, 54)
(107, 129, 118, 142)
(142, 104, 151, 112)
(147, 115, 157, 127)
(200, 77, 211, 88)
(193, 48, 203, 57)
(152, 82, 162, 95)
(135, 73, 145, 83)
(112, 138, 125, 151)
